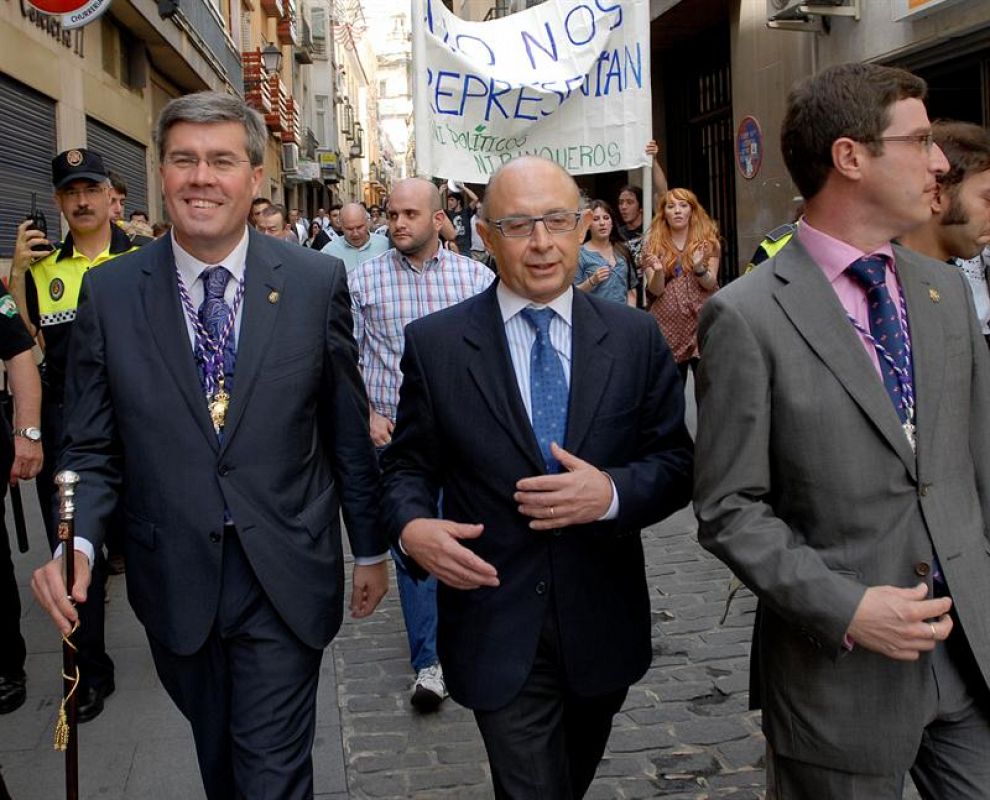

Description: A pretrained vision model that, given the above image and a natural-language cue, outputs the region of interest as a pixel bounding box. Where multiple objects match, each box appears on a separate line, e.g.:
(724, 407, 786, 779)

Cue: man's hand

(349, 561, 389, 618)
(9, 437, 42, 485)
(400, 518, 499, 590)
(12, 219, 52, 275)
(846, 583, 953, 661)
(31, 551, 91, 636)
(369, 410, 394, 447)
(514, 443, 612, 530)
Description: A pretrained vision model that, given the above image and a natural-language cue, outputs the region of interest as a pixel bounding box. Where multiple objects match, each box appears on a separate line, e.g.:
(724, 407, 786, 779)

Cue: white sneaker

(411, 663, 448, 712)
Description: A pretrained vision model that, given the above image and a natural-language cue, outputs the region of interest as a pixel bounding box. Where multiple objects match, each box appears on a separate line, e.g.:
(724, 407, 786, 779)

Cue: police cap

(51, 148, 109, 190)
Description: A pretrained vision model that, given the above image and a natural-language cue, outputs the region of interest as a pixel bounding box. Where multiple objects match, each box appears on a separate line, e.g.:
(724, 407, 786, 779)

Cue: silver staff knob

(55, 470, 80, 522)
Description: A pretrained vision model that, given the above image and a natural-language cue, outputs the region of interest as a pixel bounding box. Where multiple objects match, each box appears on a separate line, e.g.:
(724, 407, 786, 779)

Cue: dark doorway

(659, 25, 738, 283)
(891, 27, 990, 127)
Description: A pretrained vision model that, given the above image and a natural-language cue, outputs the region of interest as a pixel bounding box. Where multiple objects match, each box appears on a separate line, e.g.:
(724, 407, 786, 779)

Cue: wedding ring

(549, 506, 555, 519)
(930, 622, 938, 641)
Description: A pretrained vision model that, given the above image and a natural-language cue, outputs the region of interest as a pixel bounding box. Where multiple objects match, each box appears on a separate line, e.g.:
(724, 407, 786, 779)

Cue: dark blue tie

(520, 308, 569, 474)
(846, 256, 913, 424)
(197, 266, 237, 393)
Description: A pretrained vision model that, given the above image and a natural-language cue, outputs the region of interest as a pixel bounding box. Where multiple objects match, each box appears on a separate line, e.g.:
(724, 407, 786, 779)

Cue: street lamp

(349, 123, 363, 158)
(261, 43, 283, 74)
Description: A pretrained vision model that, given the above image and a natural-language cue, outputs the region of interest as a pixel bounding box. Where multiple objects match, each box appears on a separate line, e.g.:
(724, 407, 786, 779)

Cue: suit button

(919, 483, 931, 497)
(209, 531, 222, 544)
(915, 561, 931, 577)
(218, 464, 230, 477)
(535, 580, 547, 595)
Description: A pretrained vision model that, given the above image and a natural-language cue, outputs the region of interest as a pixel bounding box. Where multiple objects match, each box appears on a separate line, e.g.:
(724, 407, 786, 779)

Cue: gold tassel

(54, 623, 80, 751)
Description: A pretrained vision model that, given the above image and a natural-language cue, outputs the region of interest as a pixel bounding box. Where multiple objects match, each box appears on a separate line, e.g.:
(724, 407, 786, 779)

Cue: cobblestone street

(332, 504, 767, 800)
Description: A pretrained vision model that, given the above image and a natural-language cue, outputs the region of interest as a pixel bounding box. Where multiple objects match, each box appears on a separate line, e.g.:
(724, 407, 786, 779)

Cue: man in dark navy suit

(381, 156, 693, 799)
(32, 92, 388, 800)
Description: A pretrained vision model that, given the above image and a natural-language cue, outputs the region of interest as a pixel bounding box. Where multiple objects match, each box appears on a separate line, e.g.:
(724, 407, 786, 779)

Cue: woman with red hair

(640, 188, 720, 383)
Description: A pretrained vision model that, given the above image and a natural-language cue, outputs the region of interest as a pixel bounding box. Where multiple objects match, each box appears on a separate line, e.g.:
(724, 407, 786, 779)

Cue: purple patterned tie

(846, 256, 913, 424)
(198, 266, 236, 393)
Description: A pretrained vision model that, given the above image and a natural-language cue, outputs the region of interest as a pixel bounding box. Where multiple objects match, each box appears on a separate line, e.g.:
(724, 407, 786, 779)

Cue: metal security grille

(0, 74, 58, 258)
(86, 117, 149, 219)
(662, 27, 739, 283)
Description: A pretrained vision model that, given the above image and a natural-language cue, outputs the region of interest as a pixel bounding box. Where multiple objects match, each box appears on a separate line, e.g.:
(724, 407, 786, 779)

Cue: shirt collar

(497, 282, 574, 326)
(171, 227, 250, 289)
(796, 216, 896, 284)
(56, 223, 133, 263)
(395, 240, 443, 273)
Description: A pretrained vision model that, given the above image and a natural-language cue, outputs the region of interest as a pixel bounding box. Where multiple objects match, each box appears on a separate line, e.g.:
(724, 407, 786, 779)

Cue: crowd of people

(1, 58, 990, 800)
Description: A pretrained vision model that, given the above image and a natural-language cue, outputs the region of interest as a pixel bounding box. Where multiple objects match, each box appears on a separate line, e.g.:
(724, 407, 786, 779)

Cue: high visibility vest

(744, 222, 798, 275)
(29, 227, 137, 327)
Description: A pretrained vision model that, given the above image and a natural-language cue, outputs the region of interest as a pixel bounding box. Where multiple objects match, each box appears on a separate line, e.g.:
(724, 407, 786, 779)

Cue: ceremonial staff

(53, 470, 80, 800)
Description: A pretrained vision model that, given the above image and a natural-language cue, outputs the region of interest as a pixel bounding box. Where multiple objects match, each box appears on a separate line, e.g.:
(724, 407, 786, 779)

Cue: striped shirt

(349, 245, 494, 420)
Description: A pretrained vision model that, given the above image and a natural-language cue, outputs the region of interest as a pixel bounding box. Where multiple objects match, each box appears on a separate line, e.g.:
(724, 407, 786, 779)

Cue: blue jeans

(390, 547, 439, 672)
(378, 444, 439, 672)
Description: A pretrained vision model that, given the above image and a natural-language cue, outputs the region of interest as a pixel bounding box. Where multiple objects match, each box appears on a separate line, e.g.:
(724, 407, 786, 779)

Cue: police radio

(24, 193, 52, 254)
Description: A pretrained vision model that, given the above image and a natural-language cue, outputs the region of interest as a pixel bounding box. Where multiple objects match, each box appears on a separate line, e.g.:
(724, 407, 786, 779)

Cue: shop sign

(892, 0, 967, 21)
(23, 0, 111, 29)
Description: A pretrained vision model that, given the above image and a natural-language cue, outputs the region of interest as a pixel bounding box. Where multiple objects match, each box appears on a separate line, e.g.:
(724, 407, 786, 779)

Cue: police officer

(8, 147, 137, 722)
(0, 290, 42, 715)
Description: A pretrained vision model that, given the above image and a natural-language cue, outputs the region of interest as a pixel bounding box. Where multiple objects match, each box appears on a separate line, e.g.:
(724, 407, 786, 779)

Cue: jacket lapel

(773, 241, 917, 477)
(140, 237, 218, 449)
(218, 230, 284, 452)
(465, 285, 545, 472)
(893, 245, 945, 465)
(564, 291, 612, 455)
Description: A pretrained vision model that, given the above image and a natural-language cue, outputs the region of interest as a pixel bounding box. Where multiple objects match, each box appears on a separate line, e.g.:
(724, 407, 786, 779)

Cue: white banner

(412, 0, 653, 183)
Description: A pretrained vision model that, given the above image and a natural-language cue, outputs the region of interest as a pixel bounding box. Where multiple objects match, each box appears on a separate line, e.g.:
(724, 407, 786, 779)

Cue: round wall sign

(24, 0, 113, 29)
(736, 116, 764, 180)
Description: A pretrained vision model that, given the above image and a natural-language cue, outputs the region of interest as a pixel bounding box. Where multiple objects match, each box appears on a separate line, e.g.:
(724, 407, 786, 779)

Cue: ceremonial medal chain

(175, 267, 246, 432)
(846, 291, 916, 451)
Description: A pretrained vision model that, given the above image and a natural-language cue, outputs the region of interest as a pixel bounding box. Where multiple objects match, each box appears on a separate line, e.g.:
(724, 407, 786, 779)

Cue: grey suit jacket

(60, 230, 384, 655)
(694, 240, 990, 773)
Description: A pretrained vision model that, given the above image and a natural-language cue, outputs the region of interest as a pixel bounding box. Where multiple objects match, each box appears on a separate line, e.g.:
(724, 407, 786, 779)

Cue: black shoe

(76, 681, 115, 724)
(0, 674, 26, 714)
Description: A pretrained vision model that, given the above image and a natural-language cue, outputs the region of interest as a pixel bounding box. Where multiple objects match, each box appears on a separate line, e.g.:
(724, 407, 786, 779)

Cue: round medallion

(50, 277, 65, 302)
(66, 150, 83, 167)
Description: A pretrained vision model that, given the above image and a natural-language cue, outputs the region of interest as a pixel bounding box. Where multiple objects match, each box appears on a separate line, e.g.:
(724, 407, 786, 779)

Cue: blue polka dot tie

(520, 307, 569, 474)
(846, 256, 913, 424)
(197, 265, 237, 393)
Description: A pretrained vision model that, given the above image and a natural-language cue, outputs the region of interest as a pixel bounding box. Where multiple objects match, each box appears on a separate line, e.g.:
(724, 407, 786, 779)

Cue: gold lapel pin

(268, 290, 280, 304)
(929, 288, 940, 303)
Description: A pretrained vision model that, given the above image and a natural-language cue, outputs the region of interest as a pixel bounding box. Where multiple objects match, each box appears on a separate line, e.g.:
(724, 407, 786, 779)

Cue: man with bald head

(348, 176, 493, 711)
(320, 202, 389, 272)
(381, 157, 693, 797)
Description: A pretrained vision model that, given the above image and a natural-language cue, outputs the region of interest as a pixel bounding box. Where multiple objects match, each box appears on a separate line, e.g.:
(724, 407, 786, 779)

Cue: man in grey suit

(695, 62, 990, 798)
(31, 93, 388, 799)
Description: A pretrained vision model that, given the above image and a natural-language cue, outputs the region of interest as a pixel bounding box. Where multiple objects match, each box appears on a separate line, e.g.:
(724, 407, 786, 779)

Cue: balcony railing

(179, 0, 243, 88)
(260, 0, 284, 19)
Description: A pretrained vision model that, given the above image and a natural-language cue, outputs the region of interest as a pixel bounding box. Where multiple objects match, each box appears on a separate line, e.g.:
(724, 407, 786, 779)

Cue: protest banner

(412, 0, 653, 183)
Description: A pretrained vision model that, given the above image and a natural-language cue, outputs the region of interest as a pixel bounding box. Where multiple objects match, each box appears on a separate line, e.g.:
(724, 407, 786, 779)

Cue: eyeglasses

(868, 132, 935, 151)
(485, 211, 583, 238)
(58, 185, 107, 201)
(163, 155, 252, 174)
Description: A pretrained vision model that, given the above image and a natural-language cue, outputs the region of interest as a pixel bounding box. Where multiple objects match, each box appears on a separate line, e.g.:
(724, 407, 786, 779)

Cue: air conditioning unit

(767, 0, 859, 29)
(282, 143, 299, 174)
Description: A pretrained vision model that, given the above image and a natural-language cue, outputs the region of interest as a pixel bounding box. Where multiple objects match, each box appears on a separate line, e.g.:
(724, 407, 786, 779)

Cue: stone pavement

(332, 505, 764, 800)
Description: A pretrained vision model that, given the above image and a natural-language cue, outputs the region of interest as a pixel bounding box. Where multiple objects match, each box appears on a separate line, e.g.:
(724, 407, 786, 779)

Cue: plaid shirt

(348, 246, 495, 420)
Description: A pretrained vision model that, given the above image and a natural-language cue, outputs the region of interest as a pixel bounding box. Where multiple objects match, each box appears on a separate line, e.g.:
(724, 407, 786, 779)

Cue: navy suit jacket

(381, 284, 693, 710)
(60, 229, 384, 655)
